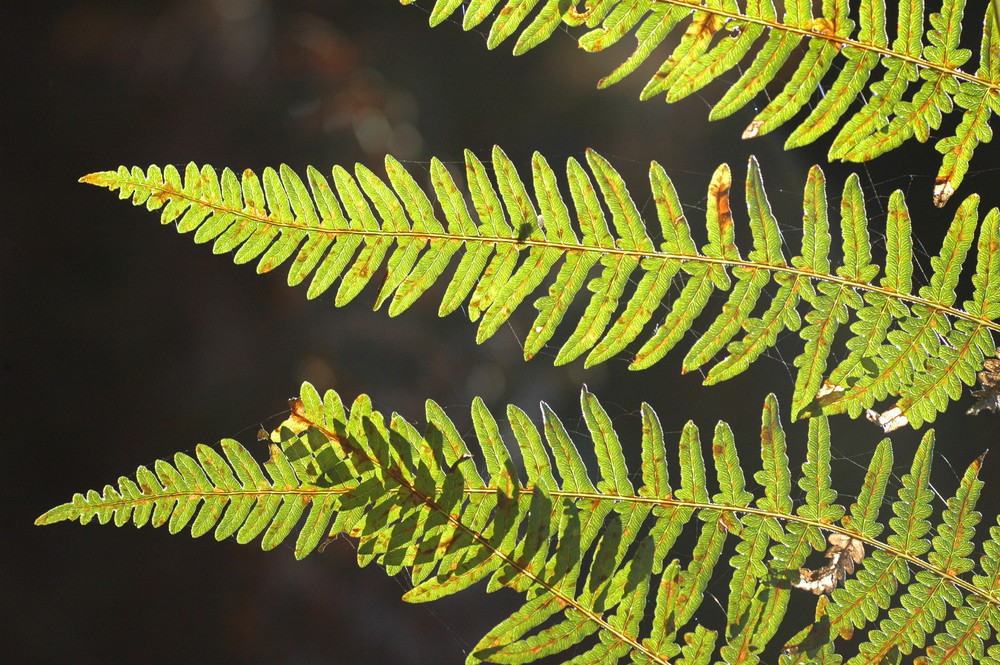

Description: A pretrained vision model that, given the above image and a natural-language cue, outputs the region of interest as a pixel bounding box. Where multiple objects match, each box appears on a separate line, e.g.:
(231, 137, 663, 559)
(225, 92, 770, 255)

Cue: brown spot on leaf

(693, 12, 724, 40)
(718, 512, 738, 533)
(150, 190, 171, 206)
(284, 397, 312, 434)
(975, 450, 988, 468)
(809, 17, 837, 37)
(566, 3, 594, 21)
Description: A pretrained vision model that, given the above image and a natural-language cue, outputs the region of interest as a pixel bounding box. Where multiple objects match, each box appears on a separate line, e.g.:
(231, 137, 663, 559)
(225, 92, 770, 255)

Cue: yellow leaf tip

(79, 171, 116, 187)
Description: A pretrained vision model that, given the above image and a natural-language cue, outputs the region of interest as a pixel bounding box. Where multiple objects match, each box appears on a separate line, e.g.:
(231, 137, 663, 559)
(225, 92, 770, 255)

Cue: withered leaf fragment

(967, 349, 1000, 416)
(792, 533, 865, 595)
(865, 405, 908, 433)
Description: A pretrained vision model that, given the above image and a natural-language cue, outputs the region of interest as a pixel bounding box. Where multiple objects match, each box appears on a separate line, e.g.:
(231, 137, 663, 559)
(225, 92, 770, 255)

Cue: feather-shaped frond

(400, 0, 1000, 205)
(38, 383, 1000, 664)
(82, 149, 1000, 430)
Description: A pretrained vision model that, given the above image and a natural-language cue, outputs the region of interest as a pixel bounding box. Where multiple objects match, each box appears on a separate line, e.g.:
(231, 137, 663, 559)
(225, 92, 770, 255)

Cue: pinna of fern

(37, 382, 1000, 664)
(402, 0, 1000, 205)
(81, 147, 1000, 432)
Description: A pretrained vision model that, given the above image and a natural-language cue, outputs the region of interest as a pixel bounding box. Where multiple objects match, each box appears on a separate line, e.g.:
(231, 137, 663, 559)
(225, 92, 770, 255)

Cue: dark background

(5, 1, 999, 663)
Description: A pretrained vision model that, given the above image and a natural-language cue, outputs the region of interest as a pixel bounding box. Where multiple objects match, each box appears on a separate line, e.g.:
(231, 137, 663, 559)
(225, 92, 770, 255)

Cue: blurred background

(5, 1, 1000, 663)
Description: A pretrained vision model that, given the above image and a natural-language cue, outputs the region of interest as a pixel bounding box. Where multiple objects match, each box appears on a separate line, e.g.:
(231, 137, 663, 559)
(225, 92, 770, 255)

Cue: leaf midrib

(68, 475, 1000, 613)
(649, 0, 998, 92)
(135, 178, 1000, 336)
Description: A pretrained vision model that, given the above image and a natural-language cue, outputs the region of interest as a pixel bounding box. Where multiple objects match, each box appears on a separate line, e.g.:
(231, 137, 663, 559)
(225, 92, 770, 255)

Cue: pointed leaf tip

(79, 171, 118, 187)
(974, 449, 988, 469)
(36, 503, 75, 525)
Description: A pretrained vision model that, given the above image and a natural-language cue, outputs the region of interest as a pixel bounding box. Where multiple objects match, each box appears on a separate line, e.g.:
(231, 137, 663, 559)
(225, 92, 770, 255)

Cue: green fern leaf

(844, 439, 893, 540)
(782, 431, 935, 652)
(851, 450, 983, 662)
(405, 0, 1000, 203)
(82, 149, 1000, 430)
(40, 383, 1000, 663)
(922, 518, 1000, 664)
(822, 193, 982, 429)
(702, 156, 796, 382)
(676, 625, 718, 665)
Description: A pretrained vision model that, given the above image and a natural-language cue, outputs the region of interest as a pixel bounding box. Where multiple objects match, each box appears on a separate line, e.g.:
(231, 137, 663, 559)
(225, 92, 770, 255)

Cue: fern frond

(83, 149, 1000, 429)
(401, 0, 1000, 204)
(39, 383, 1000, 663)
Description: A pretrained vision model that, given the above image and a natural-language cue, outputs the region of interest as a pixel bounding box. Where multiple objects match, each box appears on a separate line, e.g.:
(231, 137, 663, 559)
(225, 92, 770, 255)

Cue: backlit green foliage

(38, 383, 1000, 664)
(40, 2, 1000, 663)
(81, 149, 1000, 430)
(400, 0, 1000, 205)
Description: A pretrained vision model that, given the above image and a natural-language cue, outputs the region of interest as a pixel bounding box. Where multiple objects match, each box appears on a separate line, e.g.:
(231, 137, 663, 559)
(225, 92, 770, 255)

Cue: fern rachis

(38, 383, 1000, 663)
(82, 148, 1000, 431)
